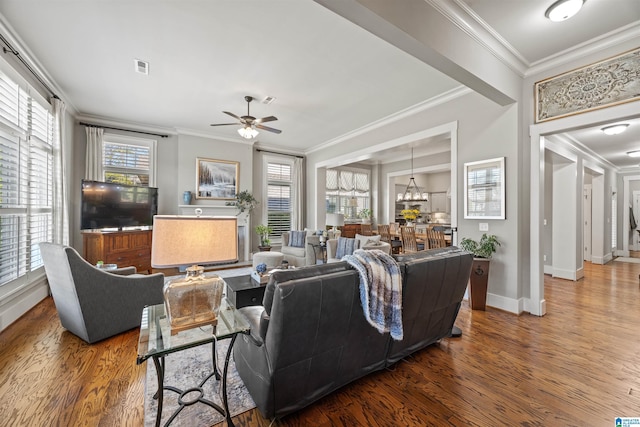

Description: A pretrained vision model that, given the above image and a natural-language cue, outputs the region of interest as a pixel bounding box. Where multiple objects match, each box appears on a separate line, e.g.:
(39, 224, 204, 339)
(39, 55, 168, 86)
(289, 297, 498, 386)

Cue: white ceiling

(0, 0, 638, 166)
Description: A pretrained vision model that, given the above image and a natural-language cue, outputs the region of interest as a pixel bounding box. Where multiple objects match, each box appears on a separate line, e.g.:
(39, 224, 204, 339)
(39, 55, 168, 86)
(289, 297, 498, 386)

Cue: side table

(225, 275, 266, 308)
(307, 242, 327, 264)
(137, 299, 250, 427)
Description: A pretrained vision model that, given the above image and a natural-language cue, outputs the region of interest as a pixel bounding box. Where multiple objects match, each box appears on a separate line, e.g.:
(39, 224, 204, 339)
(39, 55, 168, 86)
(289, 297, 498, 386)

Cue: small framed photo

(195, 158, 239, 200)
(464, 157, 505, 220)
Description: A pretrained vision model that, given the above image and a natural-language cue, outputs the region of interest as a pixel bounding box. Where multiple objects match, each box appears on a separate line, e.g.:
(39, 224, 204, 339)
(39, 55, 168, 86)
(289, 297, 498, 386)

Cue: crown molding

(0, 15, 76, 113)
(306, 85, 471, 155)
(526, 22, 640, 77)
(429, 0, 529, 76)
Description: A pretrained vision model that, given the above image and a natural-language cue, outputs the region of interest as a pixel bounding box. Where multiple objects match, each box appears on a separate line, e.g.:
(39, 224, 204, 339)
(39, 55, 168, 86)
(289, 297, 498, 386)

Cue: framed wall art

(464, 157, 505, 220)
(534, 47, 640, 123)
(195, 157, 239, 200)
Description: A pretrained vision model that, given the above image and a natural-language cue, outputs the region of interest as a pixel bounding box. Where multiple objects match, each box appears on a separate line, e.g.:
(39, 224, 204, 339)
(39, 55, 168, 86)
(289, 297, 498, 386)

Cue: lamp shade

(151, 215, 238, 268)
(152, 215, 238, 334)
(326, 213, 345, 227)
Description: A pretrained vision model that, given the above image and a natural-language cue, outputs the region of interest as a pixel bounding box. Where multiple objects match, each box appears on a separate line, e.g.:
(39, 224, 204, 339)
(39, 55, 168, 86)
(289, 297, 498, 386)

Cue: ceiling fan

(210, 95, 282, 139)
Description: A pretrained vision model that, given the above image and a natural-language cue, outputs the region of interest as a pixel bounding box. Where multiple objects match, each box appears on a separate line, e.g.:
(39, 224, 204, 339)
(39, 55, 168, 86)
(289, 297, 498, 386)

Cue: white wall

(307, 90, 523, 313)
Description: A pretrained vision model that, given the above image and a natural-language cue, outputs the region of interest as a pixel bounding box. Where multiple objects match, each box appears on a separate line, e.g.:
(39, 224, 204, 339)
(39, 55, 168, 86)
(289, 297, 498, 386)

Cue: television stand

(82, 229, 152, 273)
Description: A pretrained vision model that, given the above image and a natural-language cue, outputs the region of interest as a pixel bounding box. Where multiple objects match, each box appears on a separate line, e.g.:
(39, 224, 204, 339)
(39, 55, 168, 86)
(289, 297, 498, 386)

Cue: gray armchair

(39, 243, 165, 343)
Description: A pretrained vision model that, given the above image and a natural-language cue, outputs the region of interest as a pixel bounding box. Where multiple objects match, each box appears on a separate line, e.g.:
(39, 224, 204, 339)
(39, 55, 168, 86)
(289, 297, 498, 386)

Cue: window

(0, 70, 54, 287)
(264, 158, 293, 241)
(326, 168, 370, 219)
(102, 134, 156, 186)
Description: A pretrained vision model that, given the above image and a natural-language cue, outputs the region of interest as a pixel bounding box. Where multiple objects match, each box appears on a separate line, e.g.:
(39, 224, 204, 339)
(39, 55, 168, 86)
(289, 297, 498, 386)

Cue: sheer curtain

(52, 98, 69, 245)
(85, 127, 104, 180)
(291, 157, 304, 230)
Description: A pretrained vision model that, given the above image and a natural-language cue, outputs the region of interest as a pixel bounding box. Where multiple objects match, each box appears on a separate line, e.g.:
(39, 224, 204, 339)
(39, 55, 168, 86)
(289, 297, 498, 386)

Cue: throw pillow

(355, 233, 380, 248)
(364, 238, 380, 247)
(335, 237, 359, 259)
(289, 230, 306, 248)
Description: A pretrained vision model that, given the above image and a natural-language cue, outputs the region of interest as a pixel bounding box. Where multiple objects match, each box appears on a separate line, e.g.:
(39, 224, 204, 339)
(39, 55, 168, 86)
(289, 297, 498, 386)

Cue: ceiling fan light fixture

(238, 126, 258, 139)
(545, 0, 584, 22)
(601, 124, 629, 135)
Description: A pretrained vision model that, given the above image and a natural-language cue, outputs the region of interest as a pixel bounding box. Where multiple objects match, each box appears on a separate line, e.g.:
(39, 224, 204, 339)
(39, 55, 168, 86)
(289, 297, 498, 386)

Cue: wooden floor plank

(2, 259, 640, 426)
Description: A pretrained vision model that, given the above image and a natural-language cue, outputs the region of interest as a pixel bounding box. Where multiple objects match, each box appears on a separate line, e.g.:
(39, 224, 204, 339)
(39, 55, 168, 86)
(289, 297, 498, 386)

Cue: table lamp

(151, 215, 238, 334)
(326, 213, 344, 237)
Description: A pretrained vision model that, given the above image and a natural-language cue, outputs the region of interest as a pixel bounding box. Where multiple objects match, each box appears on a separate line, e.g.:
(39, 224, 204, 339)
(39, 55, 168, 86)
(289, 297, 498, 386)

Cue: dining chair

(400, 226, 425, 253)
(360, 223, 373, 236)
(378, 224, 401, 254)
(426, 229, 447, 249)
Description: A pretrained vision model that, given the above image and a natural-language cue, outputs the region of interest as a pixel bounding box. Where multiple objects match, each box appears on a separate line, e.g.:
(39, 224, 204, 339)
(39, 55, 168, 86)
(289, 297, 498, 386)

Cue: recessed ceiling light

(602, 124, 629, 135)
(627, 150, 640, 158)
(545, 0, 585, 22)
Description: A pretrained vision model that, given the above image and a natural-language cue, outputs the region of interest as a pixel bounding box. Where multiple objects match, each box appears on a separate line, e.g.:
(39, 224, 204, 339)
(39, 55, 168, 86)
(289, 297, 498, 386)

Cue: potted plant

(358, 208, 373, 224)
(255, 224, 273, 251)
(225, 190, 258, 215)
(459, 233, 501, 310)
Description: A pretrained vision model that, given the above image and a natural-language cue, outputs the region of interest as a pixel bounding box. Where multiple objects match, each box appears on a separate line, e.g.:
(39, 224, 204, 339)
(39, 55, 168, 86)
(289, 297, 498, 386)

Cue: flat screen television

(81, 180, 159, 230)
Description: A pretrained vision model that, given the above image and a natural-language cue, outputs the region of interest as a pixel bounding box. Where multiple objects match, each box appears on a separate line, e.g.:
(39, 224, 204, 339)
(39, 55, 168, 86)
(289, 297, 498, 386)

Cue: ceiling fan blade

(254, 115, 278, 124)
(210, 123, 238, 127)
(223, 111, 241, 120)
(255, 123, 282, 134)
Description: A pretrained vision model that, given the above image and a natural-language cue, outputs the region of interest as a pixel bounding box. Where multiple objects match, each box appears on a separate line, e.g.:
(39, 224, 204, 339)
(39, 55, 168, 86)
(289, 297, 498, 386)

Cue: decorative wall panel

(535, 47, 640, 123)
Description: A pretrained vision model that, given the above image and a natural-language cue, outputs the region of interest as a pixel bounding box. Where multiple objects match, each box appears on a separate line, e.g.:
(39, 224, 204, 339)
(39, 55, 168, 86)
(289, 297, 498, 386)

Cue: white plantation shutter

(266, 160, 293, 240)
(102, 135, 156, 186)
(0, 69, 54, 287)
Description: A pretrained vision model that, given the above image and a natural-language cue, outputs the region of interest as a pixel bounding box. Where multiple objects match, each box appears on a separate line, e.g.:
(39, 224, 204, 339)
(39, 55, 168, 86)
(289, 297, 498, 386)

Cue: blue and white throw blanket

(342, 249, 403, 341)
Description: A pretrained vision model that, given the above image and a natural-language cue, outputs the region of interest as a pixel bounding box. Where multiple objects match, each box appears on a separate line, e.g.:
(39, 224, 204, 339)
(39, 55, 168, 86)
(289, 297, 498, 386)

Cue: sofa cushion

(262, 262, 351, 315)
(335, 237, 359, 259)
(289, 230, 306, 248)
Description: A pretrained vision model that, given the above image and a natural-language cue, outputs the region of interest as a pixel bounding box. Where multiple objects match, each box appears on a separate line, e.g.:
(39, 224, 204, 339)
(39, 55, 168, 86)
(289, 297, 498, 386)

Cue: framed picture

(195, 158, 239, 200)
(534, 47, 640, 123)
(464, 157, 505, 220)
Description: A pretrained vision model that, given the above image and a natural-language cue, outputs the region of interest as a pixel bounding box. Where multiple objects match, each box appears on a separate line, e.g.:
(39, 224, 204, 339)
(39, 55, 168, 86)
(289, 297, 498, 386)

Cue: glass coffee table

(137, 298, 250, 427)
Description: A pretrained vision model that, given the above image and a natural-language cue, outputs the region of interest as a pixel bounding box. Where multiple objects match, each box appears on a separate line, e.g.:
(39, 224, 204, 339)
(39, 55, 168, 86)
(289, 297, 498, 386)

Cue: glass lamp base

(163, 265, 225, 335)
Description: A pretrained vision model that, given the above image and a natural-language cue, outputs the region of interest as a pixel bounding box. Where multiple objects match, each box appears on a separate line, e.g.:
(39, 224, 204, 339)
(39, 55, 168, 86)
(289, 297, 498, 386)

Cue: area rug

(144, 338, 256, 427)
(613, 257, 640, 264)
(144, 267, 256, 427)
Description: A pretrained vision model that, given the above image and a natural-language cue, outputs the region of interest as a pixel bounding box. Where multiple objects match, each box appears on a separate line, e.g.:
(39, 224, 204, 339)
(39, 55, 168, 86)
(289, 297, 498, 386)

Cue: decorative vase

(183, 191, 192, 205)
(469, 258, 491, 310)
(406, 221, 414, 227)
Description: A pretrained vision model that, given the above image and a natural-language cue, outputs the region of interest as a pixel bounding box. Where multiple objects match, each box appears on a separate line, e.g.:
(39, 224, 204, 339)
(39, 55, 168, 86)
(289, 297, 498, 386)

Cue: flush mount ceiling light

(626, 150, 640, 158)
(601, 124, 629, 135)
(545, 0, 585, 22)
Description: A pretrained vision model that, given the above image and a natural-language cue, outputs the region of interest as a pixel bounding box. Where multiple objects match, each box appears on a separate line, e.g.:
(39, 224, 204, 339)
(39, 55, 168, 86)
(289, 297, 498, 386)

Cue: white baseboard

(0, 274, 49, 332)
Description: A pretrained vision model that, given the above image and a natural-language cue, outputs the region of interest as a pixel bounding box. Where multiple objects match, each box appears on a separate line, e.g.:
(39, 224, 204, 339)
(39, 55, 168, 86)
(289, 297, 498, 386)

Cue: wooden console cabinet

(82, 229, 152, 273)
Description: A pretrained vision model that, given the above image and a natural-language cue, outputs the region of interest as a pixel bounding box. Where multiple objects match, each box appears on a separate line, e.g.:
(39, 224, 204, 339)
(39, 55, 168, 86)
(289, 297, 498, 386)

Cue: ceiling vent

(262, 96, 276, 104)
(134, 59, 149, 75)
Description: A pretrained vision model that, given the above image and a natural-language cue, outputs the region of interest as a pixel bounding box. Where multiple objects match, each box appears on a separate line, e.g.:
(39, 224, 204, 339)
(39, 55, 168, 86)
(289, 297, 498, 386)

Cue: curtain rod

(0, 34, 58, 99)
(256, 148, 304, 159)
(80, 122, 169, 138)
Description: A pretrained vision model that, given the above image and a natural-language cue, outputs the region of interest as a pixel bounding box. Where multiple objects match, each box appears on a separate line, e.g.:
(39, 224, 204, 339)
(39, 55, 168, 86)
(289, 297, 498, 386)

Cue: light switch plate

(479, 223, 489, 231)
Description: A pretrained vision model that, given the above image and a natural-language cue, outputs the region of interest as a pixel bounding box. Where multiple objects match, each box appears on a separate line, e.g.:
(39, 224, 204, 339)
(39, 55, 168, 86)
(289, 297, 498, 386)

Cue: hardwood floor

(2, 260, 640, 426)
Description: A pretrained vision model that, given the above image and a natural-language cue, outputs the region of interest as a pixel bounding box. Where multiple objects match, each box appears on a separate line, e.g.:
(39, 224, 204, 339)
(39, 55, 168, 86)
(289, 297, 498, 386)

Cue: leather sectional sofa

(233, 246, 473, 419)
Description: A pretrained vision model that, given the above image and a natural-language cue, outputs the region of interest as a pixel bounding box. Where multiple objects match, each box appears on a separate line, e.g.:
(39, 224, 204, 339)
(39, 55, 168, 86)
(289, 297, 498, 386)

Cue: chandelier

(397, 148, 429, 202)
